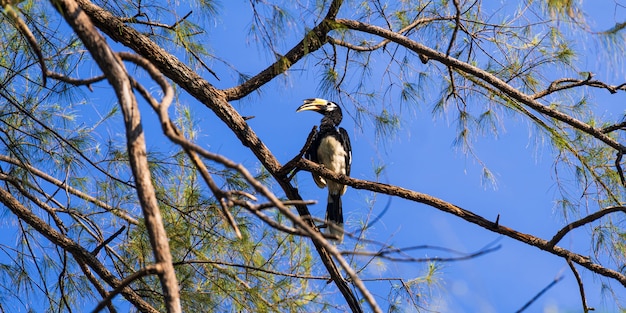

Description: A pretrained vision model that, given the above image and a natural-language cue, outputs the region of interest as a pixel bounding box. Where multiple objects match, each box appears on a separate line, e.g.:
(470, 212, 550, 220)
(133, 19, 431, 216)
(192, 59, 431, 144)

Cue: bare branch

(532, 73, 626, 99)
(548, 206, 626, 248)
(342, 244, 500, 263)
(297, 158, 626, 287)
(1, 2, 47, 86)
(47, 71, 107, 90)
(174, 259, 329, 281)
(120, 56, 242, 237)
(51, 0, 181, 311)
(515, 274, 564, 313)
(567, 258, 593, 313)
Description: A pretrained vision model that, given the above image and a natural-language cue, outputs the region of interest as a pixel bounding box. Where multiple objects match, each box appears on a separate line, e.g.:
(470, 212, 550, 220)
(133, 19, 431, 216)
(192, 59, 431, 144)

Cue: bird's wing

(305, 133, 326, 188)
(339, 127, 352, 177)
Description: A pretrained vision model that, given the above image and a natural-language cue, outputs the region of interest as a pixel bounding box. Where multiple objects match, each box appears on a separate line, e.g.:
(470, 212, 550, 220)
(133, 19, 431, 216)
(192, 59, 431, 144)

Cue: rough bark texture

(51, 0, 182, 311)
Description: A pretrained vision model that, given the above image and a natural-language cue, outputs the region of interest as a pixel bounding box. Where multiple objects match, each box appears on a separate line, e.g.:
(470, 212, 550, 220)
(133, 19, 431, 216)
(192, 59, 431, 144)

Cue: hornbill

(296, 98, 352, 242)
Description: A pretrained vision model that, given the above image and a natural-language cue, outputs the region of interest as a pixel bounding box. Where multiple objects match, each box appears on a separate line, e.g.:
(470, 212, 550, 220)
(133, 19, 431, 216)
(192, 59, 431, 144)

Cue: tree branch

(71, 1, 372, 311)
(222, 0, 344, 100)
(548, 206, 626, 248)
(515, 273, 564, 313)
(567, 258, 592, 313)
(51, 0, 181, 311)
(296, 158, 626, 287)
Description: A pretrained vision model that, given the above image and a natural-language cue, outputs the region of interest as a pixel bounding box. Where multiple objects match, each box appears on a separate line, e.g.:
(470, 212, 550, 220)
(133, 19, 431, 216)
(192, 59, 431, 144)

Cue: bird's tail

(326, 193, 344, 242)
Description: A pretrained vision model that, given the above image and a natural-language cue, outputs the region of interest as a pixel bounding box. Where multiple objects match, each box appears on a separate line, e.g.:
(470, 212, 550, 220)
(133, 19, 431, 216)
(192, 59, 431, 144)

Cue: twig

(174, 259, 329, 280)
(121, 52, 241, 238)
(532, 73, 626, 100)
(515, 274, 564, 313)
(91, 226, 126, 256)
(47, 71, 106, 90)
(53, 0, 182, 310)
(567, 258, 593, 313)
(342, 244, 500, 263)
(601, 120, 626, 133)
(548, 206, 626, 247)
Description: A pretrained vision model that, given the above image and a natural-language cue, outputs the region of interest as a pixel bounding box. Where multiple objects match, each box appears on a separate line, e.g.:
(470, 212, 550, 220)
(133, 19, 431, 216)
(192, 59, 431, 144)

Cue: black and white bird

(296, 98, 352, 242)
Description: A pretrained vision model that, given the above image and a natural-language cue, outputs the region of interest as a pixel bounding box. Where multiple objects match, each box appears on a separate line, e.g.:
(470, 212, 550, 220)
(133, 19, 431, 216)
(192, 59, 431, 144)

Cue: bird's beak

(296, 98, 328, 113)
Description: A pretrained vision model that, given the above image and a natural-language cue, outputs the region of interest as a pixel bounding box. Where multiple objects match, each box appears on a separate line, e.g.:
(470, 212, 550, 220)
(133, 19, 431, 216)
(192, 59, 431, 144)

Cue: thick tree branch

(51, 0, 181, 311)
(222, 0, 344, 100)
(296, 158, 626, 287)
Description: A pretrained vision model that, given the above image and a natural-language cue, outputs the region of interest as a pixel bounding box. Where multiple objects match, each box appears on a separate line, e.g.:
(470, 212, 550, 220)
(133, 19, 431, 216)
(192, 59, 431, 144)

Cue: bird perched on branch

(296, 98, 352, 242)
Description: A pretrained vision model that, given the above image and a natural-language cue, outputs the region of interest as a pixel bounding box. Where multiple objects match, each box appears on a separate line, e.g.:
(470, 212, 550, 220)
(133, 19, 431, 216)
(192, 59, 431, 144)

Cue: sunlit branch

(1, 3, 47, 86)
(121, 52, 242, 238)
(548, 206, 626, 248)
(52, 0, 182, 311)
(296, 158, 626, 287)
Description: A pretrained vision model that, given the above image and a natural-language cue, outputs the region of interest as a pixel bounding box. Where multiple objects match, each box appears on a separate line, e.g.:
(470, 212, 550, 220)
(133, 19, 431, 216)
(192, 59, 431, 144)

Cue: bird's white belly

(317, 136, 347, 174)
